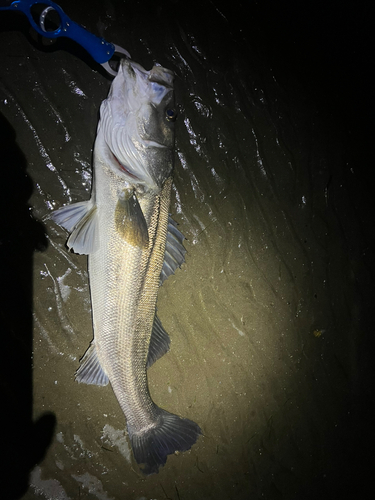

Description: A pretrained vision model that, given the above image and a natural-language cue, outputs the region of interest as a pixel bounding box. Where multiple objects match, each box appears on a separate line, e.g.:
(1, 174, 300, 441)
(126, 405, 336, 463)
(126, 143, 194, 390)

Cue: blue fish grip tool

(0, 0, 131, 76)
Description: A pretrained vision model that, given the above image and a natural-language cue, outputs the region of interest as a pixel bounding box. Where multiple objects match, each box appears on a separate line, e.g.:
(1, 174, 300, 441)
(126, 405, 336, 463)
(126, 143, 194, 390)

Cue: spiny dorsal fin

(160, 217, 186, 284)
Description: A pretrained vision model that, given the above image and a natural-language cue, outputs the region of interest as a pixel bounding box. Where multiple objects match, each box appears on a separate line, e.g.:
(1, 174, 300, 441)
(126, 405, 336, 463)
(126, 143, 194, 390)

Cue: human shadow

(0, 112, 56, 499)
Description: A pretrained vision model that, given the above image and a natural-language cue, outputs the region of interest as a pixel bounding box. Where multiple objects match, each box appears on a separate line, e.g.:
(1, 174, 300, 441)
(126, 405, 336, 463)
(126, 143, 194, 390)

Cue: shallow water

(1, 1, 374, 499)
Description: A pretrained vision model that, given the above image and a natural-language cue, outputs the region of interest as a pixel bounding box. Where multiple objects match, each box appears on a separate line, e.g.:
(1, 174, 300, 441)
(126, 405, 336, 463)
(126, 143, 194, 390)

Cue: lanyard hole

(30, 3, 61, 33)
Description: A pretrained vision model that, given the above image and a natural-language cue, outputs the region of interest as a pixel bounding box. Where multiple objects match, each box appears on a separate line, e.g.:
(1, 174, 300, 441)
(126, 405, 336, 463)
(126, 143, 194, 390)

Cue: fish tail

(130, 409, 201, 475)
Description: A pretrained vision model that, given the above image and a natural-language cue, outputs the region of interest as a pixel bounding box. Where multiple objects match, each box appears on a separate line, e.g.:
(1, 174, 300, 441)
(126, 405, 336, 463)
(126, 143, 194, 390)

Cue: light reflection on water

(0, 2, 372, 499)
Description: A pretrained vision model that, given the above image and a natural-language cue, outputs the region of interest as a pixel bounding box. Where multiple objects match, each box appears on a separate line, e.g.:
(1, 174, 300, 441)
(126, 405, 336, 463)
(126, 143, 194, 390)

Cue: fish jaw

(96, 58, 176, 192)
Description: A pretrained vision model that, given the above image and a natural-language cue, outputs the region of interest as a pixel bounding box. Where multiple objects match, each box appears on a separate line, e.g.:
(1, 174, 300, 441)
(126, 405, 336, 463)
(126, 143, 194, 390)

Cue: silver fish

(51, 58, 201, 474)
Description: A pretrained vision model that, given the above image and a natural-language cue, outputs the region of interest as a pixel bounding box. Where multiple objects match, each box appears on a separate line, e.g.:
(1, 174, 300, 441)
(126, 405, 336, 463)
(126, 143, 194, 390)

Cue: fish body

(51, 59, 200, 474)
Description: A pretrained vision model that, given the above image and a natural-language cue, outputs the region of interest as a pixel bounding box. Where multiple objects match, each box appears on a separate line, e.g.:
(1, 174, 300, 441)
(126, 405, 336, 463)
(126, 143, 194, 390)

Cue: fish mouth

(148, 67, 174, 89)
(122, 59, 174, 91)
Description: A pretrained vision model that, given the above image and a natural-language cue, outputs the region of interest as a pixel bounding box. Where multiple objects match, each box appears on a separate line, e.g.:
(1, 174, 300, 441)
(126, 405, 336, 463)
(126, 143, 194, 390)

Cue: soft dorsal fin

(160, 217, 186, 284)
(146, 314, 171, 368)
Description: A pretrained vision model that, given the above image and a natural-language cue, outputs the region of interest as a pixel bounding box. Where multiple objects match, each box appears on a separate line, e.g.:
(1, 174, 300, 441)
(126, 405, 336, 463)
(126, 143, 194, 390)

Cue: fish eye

(165, 108, 177, 122)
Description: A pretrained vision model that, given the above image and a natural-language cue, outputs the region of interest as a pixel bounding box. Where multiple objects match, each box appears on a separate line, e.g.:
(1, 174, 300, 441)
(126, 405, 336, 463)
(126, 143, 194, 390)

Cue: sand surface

(1, 2, 374, 499)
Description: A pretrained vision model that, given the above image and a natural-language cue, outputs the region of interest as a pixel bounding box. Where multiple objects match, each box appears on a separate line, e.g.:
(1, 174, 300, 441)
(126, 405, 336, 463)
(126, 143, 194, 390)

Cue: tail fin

(130, 409, 201, 475)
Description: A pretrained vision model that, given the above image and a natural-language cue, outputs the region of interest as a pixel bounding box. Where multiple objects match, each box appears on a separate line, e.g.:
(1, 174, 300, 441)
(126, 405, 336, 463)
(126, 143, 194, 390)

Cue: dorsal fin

(160, 217, 186, 284)
(146, 314, 171, 368)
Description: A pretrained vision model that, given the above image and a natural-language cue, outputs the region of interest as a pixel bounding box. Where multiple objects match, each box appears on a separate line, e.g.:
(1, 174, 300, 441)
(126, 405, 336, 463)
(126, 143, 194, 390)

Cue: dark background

(1, 1, 374, 498)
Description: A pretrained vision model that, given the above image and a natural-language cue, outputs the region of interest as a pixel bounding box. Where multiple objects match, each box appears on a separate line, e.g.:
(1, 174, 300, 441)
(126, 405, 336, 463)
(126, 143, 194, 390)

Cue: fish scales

(90, 175, 172, 431)
(51, 58, 201, 474)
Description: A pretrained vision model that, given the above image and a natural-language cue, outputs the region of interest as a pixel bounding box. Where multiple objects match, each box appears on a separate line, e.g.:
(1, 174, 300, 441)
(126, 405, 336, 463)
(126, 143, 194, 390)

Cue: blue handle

(1, 0, 115, 64)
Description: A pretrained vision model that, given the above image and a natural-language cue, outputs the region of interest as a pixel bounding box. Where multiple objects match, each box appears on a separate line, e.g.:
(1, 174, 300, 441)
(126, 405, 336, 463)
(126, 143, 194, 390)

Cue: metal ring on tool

(40, 6, 59, 33)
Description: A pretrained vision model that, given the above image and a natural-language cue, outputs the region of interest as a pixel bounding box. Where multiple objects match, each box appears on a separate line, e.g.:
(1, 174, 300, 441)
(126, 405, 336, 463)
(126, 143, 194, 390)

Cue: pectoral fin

(115, 190, 149, 249)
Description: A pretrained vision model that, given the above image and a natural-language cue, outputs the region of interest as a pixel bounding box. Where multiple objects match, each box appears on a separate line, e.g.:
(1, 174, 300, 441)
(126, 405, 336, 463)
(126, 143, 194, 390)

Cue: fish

(51, 58, 201, 474)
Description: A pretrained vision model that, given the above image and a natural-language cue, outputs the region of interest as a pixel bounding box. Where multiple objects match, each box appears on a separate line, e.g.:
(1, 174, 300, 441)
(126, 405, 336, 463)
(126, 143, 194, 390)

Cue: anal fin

(75, 342, 109, 386)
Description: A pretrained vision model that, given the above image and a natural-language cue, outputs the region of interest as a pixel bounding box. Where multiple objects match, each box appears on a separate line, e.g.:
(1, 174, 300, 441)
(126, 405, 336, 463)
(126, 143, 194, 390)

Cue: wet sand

(1, 2, 374, 499)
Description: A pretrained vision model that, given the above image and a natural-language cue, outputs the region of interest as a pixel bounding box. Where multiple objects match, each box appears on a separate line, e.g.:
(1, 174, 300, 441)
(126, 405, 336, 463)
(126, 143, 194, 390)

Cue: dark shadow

(0, 112, 56, 499)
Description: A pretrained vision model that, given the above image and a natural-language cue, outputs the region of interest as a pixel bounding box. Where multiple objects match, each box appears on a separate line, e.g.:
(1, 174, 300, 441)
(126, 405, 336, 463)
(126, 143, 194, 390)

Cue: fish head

(96, 58, 176, 192)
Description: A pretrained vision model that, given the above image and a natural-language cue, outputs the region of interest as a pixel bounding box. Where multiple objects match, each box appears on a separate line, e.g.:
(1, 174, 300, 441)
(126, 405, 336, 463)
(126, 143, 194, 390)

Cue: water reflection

(0, 1, 373, 498)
